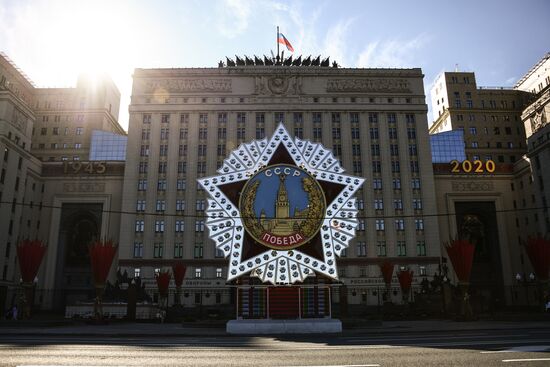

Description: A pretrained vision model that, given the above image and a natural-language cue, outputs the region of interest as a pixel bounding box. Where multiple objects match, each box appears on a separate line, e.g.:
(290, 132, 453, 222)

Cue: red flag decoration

(445, 239, 475, 283)
(16, 239, 47, 283)
(172, 262, 187, 288)
(156, 271, 171, 297)
(397, 269, 414, 294)
(278, 33, 294, 52)
(525, 236, 550, 281)
(88, 240, 117, 286)
(379, 261, 394, 286)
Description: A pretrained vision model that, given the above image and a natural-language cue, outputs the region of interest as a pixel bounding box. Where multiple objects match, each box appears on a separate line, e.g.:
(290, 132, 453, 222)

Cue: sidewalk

(0, 318, 549, 337)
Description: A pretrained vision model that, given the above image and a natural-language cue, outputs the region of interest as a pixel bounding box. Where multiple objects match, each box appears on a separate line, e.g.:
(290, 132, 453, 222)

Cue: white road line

(502, 358, 550, 362)
(481, 345, 550, 354)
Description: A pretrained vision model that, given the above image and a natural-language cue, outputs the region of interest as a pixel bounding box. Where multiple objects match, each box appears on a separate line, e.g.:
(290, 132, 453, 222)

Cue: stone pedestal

(226, 318, 342, 334)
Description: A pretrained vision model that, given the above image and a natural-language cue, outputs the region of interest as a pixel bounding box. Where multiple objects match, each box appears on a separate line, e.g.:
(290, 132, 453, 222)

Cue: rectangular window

(368, 113, 378, 123)
(357, 242, 367, 257)
(371, 144, 380, 156)
(76, 127, 83, 135)
(135, 220, 144, 232)
(199, 113, 208, 123)
(156, 200, 166, 212)
(174, 243, 184, 258)
(198, 128, 207, 140)
(407, 128, 416, 140)
(176, 199, 185, 211)
(160, 128, 169, 140)
(136, 200, 146, 212)
(133, 242, 143, 258)
(178, 161, 186, 174)
(370, 128, 379, 140)
(138, 179, 147, 191)
(313, 127, 322, 141)
(375, 219, 385, 231)
(195, 268, 202, 278)
(373, 178, 382, 190)
(417, 241, 426, 256)
(409, 145, 417, 156)
(175, 220, 185, 232)
(411, 178, 421, 189)
(178, 144, 187, 156)
(218, 127, 227, 139)
(392, 178, 401, 190)
(154, 243, 164, 258)
(372, 161, 381, 173)
(216, 268, 223, 278)
(388, 127, 398, 140)
(415, 219, 424, 231)
(179, 128, 188, 140)
(180, 113, 189, 124)
(195, 220, 205, 232)
(274, 112, 284, 123)
(351, 127, 360, 140)
(155, 220, 165, 233)
(377, 241, 387, 256)
(176, 179, 186, 191)
(413, 199, 423, 210)
(393, 199, 403, 210)
(397, 241, 407, 256)
(395, 219, 405, 231)
(194, 245, 203, 259)
(374, 199, 384, 210)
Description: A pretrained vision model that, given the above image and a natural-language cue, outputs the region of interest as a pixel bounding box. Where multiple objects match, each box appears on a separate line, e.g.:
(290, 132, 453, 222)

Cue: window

(333, 144, 342, 156)
(393, 199, 403, 210)
(143, 114, 151, 124)
(390, 144, 399, 156)
(76, 127, 83, 135)
(218, 127, 227, 139)
(194, 245, 203, 258)
(154, 243, 164, 258)
(196, 199, 206, 211)
(215, 248, 224, 258)
(332, 126, 341, 140)
(411, 178, 421, 189)
(471, 141, 478, 148)
(160, 128, 169, 140)
(294, 127, 303, 139)
(157, 179, 167, 191)
(136, 200, 146, 212)
(407, 128, 416, 140)
(256, 127, 265, 139)
(395, 219, 405, 231)
(357, 242, 367, 257)
(174, 243, 184, 258)
(159, 144, 168, 156)
(397, 241, 407, 256)
(176, 179, 186, 191)
(140, 145, 149, 157)
(371, 144, 380, 156)
(195, 268, 202, 278)
(377, 241, 387, 256)
(199, 113, 208, 123)
(413, 199, 423, 210)
(371, 160, 381, 173)
(178, 161, 186, 174)
(375, 219, 385, 231)
(373, 178, 382, 190)
(370, 127, 379, 140)
(409, 145, 417, 156)
(216, 268, 223, 278)
(179, 128, 188, 140)
(198, 128, 207, 139)
(374, 199, 384, 210)
(351, 127, 360, 139)
(274, 112, 284, 123)
(198, 144, 207, 156)
(176, 200, 185, 211)
(161, 114, 170, 123)
(392, 178, 401, 190)
(178, 144, 187, 156)
(417, 241, 426, 256)
(415, 219, 424, 231)
(357, 219, 366, 231)
(135, 220, 144, 233)
(313, 127, 322, 141)
(469, 127, 477, 135)
(138, 179, 147, 191)
(134, 268, 141, 278)
(156, 200, 166, 212)
(155, 220, 165, 233)
(368, 112, 378, 123)
(197, 162, 206, 174)
(391, 161, 400, 173)
(410, 161, 419, 173)
(158, 162, 167, 174)
(388, 127, 398, 140)
(195, 220, 205, 232)
(52, 127, 59, 135)
(133, 242, 143, 258)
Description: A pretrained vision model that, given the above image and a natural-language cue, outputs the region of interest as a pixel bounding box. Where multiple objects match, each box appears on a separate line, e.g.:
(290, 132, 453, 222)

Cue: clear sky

(1, 0, 549, 131)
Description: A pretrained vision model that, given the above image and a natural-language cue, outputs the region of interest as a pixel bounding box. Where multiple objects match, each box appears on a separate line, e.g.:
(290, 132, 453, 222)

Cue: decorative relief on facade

(145, 79, 232, 93)
(530, 98, 549, 133)
(451, 181, 494, 192)
(11, 107, 27, 132)
(63, 182, 106, 193)
(254, 76, 302, 95)
(326, 78, 411, 93)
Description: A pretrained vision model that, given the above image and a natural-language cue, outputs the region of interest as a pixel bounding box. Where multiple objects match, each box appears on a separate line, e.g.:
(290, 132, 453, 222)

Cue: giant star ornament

(198, 124, 364, 285)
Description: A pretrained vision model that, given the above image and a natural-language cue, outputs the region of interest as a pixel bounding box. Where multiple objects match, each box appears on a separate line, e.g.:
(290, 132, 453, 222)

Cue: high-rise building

(118, 62, 441, 309)
(430, 72, 530, 164)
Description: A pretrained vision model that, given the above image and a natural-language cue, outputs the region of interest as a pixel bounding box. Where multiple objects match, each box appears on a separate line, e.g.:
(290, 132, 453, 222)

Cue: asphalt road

(1, 328, 550, 366)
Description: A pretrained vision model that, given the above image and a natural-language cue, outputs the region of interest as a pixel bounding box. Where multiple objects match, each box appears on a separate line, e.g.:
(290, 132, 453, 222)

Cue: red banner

(379, 261, 394, 287)
(525, 237, 550, 281)
(446, 239, 475, 283)
(16, 239, 47, 283)
(397, 269, 414, 294)
(88, 240, 117, 286)
(172, 262, 187, 287)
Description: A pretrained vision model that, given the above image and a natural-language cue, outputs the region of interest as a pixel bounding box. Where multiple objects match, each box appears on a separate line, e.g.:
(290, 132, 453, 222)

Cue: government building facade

(1, 51, 549, 317)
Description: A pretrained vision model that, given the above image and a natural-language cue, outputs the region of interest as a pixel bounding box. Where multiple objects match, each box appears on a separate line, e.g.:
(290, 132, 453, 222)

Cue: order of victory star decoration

(198, 124, 365, 285)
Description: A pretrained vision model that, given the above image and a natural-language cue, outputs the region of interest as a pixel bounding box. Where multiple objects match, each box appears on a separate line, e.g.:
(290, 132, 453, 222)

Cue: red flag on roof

(278, 33, 294, 52)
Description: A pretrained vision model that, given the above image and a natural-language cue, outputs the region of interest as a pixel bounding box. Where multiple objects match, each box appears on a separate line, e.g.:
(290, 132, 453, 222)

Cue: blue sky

(1, 0, 549, 130)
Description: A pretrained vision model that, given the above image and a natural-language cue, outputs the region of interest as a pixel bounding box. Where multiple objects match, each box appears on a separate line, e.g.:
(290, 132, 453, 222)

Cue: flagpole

(276, 26, 280, 63)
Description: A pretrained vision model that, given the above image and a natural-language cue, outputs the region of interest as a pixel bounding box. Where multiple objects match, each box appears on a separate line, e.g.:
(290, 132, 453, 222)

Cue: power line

(2, 200, 548, 221)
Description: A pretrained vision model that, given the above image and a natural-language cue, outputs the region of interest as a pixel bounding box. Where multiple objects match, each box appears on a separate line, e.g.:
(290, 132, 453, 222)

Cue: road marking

(502, 358, 550, 362)
(481, 345, 550, 353)
(282, 365, 380, 367)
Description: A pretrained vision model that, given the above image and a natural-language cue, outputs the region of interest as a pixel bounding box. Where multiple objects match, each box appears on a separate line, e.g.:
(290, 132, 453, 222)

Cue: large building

(118, 62, 441, 309)
(0, 53, 126, 312)
(2, 49, 550, 316)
